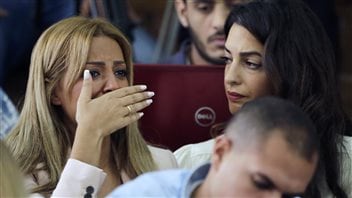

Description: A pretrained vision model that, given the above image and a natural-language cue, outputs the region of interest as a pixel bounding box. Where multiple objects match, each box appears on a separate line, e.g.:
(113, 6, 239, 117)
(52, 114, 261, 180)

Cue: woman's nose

(103, 74, 120, 93)
(224, 61, 241, 86)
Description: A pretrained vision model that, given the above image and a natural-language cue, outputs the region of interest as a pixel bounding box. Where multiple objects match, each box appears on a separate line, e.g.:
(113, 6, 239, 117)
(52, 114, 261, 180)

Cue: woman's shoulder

(341, 135, 352, 167)
(24, 163, 49, 188)
(175, 138, 215, 155)
(147, 145, 178, 170)
(23, 163, 51, 197)
(173, 138, 215, 169)
(342, 136, 352, 151)
(341, 136, 352, 197)
(341, 135, 352, 158)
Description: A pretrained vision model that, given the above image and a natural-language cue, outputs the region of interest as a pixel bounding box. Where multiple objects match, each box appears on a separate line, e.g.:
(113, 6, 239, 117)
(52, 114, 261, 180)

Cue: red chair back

(134, 64, 231, 151)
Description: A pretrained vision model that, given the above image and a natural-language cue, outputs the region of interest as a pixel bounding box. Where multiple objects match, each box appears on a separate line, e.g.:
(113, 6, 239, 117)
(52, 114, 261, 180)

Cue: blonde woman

(6, 16, 177, 197)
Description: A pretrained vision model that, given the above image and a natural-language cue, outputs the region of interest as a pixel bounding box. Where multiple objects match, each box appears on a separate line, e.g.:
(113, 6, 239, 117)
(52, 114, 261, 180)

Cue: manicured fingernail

(84, 70, 90, 80)
(146, 99, 153, 105)
(147, 92, 155, 97)
(139, 112, 144, 117)
(140, 85, 147, 90)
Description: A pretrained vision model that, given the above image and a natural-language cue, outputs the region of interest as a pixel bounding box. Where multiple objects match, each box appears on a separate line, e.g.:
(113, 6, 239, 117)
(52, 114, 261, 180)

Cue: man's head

(201, 97, 319, 197)
(175, 0, 247, 65)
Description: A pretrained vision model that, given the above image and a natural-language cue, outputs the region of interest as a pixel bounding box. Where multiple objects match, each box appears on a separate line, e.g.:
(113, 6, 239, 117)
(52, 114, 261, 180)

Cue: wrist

(70, 126, 105, 166)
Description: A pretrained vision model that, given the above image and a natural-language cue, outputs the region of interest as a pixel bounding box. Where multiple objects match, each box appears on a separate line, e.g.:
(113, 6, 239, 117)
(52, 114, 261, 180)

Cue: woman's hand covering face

(76, 70, 154, 138)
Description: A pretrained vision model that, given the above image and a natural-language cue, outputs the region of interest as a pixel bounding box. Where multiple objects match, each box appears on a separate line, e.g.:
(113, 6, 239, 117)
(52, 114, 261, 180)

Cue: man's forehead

(230, 132, 316, 193)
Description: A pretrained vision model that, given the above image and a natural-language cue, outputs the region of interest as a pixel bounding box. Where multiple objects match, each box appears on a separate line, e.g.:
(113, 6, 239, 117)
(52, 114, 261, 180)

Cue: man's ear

(175, 0, 189, 28)
(211, 135, 233, 171)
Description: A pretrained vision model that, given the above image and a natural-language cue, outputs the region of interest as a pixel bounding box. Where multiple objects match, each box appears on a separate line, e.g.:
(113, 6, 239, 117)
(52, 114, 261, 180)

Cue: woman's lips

(227, 91, 245, 102)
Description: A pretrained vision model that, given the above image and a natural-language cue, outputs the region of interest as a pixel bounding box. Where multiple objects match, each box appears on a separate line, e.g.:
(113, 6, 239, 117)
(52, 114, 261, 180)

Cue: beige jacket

(25, 145, 178, 197)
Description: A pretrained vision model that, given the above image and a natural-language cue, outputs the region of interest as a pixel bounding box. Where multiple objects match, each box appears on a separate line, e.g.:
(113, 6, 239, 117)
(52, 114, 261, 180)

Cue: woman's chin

(228, 103, 241, 114)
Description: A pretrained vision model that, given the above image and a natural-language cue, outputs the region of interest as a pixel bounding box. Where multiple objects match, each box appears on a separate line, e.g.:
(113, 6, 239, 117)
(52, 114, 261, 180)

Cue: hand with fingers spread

(75, 70, 153, 137)
(72, 70, 154, 165)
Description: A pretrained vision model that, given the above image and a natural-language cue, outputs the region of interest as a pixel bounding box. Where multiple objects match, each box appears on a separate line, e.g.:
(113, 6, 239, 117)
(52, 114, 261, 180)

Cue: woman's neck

(98, 137, 123, 198)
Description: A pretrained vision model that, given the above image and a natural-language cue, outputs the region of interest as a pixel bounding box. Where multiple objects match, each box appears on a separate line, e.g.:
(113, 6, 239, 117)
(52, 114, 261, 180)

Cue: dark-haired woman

(175, 0, 352, 197)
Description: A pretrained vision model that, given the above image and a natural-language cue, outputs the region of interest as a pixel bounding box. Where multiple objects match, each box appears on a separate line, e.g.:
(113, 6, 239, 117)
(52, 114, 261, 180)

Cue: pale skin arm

(70, 70, 153, 167)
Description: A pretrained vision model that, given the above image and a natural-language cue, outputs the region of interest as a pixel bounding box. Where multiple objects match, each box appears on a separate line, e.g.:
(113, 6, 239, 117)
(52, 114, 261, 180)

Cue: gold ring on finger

(127, 105, 133, 115)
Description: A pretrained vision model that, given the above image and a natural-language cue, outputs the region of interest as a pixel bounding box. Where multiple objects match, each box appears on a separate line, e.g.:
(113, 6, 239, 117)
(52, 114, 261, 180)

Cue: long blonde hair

(0, 140, 27, 197)
(6, 17, 156, 194)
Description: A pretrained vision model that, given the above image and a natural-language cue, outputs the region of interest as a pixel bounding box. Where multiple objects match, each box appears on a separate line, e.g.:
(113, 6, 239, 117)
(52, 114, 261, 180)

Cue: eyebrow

(224, 47, 262, 57)
(86, 60, 125, 66)
(240, 51, 262, 58)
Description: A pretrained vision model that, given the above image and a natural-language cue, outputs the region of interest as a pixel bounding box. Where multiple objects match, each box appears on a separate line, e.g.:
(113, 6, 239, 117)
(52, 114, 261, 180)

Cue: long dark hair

(224, 0, 350, 197)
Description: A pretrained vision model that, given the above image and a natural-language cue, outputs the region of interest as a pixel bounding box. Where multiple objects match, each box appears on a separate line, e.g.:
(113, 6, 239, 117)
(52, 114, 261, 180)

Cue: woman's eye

(196, 3, 212, 13)
(245, 61, 262, 69)
(253, 180, 273, 190)
(115, 69, 128, 78)
(221, 56, 232, 64)
(89, 70, 100, 78)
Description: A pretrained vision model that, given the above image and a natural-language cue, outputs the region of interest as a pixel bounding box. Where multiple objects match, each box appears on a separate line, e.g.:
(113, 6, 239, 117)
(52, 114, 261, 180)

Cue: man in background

(161, 0, 248, 65)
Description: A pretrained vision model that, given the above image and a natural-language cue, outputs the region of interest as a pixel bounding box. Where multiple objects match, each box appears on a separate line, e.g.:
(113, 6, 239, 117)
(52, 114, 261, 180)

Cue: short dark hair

(224, 0, 350, 197)
(226, 96, 319, 162)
